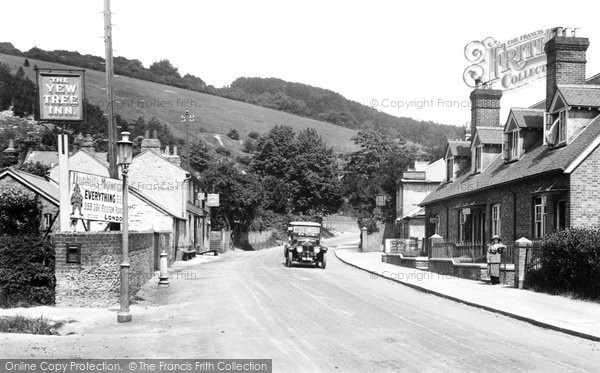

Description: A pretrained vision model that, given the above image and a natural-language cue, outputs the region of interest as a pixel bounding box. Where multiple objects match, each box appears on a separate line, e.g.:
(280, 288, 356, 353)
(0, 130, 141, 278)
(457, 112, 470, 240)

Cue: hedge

(0, 235, 55, 307)
(526, 228, 600, 300)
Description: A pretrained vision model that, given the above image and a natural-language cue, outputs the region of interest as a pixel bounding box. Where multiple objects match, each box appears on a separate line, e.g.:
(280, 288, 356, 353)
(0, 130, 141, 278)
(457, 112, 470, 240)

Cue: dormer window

(446, 158, 454, 182)
(511, 130, 520, 159)
(546, 109, 568, 147)
(474, 146, 482, 173)
(503, 130, 521, 161)
(558, 110, 567, 144)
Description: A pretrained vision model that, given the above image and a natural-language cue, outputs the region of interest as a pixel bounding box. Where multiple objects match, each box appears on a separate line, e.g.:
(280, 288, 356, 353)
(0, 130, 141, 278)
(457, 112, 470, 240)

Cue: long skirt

(488, 263, 500, 277)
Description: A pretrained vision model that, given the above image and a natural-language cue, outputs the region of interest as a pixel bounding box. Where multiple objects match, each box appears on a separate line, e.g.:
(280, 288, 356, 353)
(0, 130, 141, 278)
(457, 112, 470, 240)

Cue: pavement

(1, 232, 600, 372)
(335, 242, 600, 342)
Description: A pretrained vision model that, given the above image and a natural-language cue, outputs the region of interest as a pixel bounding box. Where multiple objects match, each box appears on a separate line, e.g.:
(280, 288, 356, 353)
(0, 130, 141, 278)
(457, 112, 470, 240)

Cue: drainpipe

(508, 187, 517, 242)
(443, 203, 450, 241)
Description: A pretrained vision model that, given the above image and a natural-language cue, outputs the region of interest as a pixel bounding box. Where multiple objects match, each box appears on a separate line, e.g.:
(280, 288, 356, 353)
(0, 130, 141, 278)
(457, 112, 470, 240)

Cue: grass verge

(0, 315, 63, 335)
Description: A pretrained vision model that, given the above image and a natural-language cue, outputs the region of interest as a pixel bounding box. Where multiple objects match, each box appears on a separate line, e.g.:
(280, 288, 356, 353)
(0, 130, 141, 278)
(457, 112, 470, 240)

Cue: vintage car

(284, 221, 327, 268)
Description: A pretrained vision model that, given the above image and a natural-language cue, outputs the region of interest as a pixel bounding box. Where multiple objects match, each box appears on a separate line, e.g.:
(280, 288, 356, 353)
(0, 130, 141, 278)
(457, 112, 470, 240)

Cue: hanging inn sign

(37, 68, 85, 121)
(463, 28, 561, 91)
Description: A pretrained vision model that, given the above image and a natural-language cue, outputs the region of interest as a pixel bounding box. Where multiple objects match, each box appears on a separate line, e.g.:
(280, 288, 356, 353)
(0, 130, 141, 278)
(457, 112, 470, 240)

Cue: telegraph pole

(180, 107, 195, 169)
(104, 0, 117, 179)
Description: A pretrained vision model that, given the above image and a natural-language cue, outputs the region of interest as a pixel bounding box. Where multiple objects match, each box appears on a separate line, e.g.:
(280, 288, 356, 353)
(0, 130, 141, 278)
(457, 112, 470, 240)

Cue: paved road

(2, 233, 600, 372)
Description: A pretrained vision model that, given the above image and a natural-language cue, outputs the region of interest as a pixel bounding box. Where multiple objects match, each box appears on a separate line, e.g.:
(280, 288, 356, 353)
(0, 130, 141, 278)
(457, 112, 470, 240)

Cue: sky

(2, 0, 600, 127)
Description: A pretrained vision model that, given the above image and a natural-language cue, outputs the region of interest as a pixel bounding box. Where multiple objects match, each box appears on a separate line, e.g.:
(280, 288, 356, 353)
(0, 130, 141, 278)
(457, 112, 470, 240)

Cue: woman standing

(487, 235, 505, 285)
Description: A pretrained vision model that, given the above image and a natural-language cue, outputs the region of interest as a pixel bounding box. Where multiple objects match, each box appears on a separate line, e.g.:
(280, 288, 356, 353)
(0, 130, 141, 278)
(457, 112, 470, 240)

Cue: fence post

(514, 237, 532, 289)
(428, 234, 443, 259)
(360, 226, 367, 252)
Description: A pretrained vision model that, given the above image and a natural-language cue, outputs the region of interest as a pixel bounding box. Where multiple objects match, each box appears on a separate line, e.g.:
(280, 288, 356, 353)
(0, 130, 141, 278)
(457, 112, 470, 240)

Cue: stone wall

(53, 231, 169, 307)
(236, 230, 276, 250)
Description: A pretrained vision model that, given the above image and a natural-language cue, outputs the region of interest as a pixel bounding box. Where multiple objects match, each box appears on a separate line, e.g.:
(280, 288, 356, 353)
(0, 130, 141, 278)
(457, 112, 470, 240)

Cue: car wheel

(321, 254, 327, 269)
(287, 251, 293, 267)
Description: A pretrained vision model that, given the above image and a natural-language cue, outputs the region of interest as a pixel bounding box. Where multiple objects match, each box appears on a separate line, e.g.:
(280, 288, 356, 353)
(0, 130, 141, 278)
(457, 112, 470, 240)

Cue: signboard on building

(463, 28, 557, 91)
(70, 171, 122, 222)
(37, 69, 85, 121)
(206, 193, 220, 207)
(376, 195, 388, 207)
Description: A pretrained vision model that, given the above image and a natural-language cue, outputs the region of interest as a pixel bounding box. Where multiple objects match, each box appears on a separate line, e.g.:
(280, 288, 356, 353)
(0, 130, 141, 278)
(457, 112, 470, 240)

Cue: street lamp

(116, 131, 133, 323)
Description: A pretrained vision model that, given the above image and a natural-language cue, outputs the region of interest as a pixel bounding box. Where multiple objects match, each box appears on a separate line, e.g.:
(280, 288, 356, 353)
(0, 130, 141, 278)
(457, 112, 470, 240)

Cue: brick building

(394, 159, 445, 239)
(128, 133, 211, 251)
(421, 29, 600, 245)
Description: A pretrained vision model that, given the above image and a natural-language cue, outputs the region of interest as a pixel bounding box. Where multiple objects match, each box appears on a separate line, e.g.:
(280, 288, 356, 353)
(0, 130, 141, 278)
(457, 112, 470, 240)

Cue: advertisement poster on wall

(70, 171, 122, 223)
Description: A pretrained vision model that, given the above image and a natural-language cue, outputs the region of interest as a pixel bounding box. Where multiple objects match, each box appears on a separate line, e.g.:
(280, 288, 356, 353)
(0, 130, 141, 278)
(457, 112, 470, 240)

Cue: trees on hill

(343, 128, 417, 222)
(252, 125, 342, 215)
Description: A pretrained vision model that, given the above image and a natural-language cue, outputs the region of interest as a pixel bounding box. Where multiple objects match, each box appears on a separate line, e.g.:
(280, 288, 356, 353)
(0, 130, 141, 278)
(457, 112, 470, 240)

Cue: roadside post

(159, 250, 169, 287)
(514, 237, 532, 289)
(360, 226, 367, 252)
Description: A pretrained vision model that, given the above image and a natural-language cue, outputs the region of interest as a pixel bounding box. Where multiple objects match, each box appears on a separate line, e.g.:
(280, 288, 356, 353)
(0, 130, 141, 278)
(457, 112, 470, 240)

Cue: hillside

(0, 53, 359, 153)
(0, 43, 465, 157)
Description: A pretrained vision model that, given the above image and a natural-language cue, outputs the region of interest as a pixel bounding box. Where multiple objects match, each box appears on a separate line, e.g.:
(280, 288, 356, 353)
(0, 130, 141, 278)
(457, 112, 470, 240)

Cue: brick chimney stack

(2, 139, 18, 167)
(141, 129, 161, 153)
(469, 88, 503, 136)
(81, 134, 95, 154)
(545, 27, 590, 111)
(164, 144, 181, 166)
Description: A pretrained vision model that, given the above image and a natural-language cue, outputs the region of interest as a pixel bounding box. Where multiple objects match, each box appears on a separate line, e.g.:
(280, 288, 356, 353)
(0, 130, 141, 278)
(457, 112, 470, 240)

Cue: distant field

(0, 53, 358, 153)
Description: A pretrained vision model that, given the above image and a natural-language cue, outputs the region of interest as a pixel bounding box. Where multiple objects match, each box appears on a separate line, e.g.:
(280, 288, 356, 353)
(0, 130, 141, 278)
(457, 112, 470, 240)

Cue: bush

(0, 235, 55, 307)
(242, 138, 257, 153)
(236, 155, 252, 166)
(227, 129, 240, 140)
(248, 131, 260, 139)
(0, 190, 42, 235)
(215, 147, 231, 156)
(526, 228, 600, 300)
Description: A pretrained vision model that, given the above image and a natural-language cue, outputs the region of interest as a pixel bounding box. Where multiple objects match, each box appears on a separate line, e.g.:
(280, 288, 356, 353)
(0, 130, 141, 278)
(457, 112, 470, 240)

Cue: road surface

(2, 233, 600, 372)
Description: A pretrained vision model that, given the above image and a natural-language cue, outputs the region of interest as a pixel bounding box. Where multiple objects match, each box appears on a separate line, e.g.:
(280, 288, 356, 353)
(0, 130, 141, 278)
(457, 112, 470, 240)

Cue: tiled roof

(26, 151, 58, 167)
(397, 206, 425, 221)
(0, 169, 59, 204)
(421, 115, 600, 205)
(93, 152, 109, 165)
(557, 84, 600, 107)
(447, 141, 471, 157)
(476, 127, 503, 145)
(511, 108, 545, 129)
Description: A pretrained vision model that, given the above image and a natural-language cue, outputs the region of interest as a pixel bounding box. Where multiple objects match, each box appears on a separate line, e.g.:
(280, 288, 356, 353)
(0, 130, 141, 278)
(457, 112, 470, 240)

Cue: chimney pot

(173, 145, 178, 156)
(144, 129, 150, 139)
(152, 130, 158, 139)
(165, 145, 170, 156)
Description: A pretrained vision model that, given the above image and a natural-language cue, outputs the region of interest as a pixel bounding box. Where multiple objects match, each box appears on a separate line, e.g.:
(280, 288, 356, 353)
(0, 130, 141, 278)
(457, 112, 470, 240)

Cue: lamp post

(117, 132, 133, 323)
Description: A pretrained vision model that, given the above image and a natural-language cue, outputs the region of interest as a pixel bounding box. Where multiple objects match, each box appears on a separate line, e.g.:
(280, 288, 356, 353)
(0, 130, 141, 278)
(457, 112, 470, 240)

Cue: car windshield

(292, 226, 320, 237)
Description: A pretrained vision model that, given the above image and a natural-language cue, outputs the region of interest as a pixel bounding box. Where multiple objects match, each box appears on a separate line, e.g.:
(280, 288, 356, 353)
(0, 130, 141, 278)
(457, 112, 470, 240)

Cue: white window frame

(534, 196, 547, 238)
(556, 200, 566, 230)
(474, 146, 482, 172)
(446, 158, 454, 182)
(459, 210, 466, 242)
(43, 213, 53, 230)
(511, 130, 520, 159)
(558, 110, 568, 144)
(491, 204, 501, 237)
